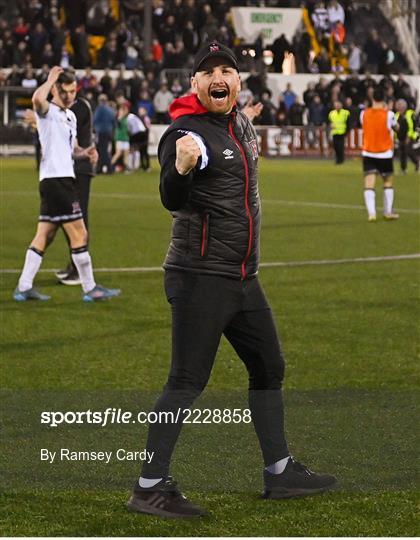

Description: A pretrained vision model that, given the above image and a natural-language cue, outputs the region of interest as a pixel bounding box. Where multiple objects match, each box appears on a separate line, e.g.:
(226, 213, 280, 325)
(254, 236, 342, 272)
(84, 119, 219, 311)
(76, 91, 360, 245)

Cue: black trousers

(138, 133, 150, 170)
(399, 140, 419, 171)
(97, 132, 113, 172)
(74, 173, 92, 229)
(141, 270, 289, 478)
(332, 134, 345, 164)
(62, 173, 92, 267)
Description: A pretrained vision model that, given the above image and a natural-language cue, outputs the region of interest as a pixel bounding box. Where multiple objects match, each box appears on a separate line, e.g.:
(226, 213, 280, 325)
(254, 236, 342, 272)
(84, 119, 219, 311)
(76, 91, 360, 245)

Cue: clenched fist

(175, 135, 202, 175)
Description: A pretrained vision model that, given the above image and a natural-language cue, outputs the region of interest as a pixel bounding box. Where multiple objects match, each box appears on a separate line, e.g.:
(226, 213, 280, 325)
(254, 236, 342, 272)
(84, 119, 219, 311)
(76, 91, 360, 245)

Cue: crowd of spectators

(0, 0, 417, 130)
(247, 72, 417, 128)
(1, 58, 415, 130)
(0, 0, 411, 79)
(301, 1, 402, 76)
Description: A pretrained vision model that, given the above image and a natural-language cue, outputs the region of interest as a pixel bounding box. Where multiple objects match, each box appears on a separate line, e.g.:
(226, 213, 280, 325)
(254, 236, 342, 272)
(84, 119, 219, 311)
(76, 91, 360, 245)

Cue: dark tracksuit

(140, 95, 289, 479)
(61, 98, 95, 270)
(71, 97, 95, 229)
(396, 113, 419, 172)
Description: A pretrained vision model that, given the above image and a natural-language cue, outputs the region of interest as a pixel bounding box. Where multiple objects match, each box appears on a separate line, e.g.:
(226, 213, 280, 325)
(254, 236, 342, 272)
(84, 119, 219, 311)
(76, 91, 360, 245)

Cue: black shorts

(39, 177, 83, 223)
(363, 156, 394, 177)
(129, 131, 147, 146)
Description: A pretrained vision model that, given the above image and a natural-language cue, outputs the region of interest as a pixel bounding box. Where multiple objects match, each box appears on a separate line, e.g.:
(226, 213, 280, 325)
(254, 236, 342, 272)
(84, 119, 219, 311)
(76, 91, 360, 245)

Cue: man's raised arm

(32, 66, 63, 115)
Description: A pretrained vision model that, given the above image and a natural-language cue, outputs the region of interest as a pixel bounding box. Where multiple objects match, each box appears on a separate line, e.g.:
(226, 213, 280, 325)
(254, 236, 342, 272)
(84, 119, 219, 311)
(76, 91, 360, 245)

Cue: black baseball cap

(192, 42, 239, 74)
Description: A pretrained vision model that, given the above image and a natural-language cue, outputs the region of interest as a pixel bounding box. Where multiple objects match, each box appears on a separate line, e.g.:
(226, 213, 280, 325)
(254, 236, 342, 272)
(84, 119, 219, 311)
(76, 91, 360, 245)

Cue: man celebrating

(14, 66, 121, 302)
(127, 43, 336, 518)
(361, 88, 399, 222)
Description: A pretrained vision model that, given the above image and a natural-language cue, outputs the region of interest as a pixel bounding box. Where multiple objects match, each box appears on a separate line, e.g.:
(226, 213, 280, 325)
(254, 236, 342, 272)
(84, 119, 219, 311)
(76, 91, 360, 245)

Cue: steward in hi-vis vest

(395, 99, 419, 174)
(328, 101, 350, 164)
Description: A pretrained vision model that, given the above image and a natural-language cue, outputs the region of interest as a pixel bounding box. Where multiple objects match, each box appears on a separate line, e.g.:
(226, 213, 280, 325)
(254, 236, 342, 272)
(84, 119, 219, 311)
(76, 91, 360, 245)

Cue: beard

(197, 84, 239, 114)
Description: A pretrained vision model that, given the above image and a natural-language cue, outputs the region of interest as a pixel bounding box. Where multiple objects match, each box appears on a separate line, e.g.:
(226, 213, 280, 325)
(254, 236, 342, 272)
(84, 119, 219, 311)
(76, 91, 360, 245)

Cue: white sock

(128, 152, 134, 170)
(71, 247, 96, 293)
(265, 456, 290, 475)
(364, 189, 376, 217)
(18, 247, 44, 291)
(383, 187, 394, 215)
(139, 477, 162, 488)
(134, 151, 140, 169)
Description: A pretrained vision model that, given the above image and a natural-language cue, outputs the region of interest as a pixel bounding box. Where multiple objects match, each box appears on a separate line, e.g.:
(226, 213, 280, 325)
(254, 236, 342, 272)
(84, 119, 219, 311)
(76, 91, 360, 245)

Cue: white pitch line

(261, 199, 420, 214)
(260, 253, 420, 268)
(3, 190, 420, 214)
(1, 254, 419, 275)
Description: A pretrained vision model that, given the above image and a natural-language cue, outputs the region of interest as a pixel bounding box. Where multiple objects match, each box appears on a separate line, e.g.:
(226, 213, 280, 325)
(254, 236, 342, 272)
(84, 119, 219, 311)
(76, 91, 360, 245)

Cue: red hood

(169, 94, 208, 120)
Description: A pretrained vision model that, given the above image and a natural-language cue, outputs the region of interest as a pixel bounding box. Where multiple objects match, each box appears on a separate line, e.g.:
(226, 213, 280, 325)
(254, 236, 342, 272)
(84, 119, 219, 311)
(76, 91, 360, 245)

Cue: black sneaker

(263, 457, 337, 499)
(55, 262, 74, 280)
(59, 268, 81, 286)
(127, 477, 206, 519)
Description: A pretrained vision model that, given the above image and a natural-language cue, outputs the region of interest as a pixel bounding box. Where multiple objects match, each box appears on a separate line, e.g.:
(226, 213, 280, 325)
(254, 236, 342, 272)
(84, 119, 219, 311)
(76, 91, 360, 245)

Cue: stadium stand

(0, 0, 418, 158)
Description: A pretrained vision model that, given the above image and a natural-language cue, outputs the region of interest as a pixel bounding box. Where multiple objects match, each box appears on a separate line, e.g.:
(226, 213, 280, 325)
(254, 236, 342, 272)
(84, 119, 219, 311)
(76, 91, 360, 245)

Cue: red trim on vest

(169, 95, 209, 120)
(228, 116, 253, 280)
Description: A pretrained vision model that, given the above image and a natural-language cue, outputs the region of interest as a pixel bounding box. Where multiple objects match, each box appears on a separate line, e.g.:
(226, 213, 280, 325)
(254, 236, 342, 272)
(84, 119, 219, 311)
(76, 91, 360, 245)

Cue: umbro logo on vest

(223, 148, 234, 159)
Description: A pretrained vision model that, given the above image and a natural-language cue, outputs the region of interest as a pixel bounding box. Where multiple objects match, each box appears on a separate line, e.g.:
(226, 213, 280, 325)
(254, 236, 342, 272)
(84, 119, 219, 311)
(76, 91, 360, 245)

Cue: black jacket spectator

(270, 34, 290, 73)
(315, 77, 330, 105)
(29, 22, 48, 67)
(71, 25, 90, 68)
(343, 75, 361, 105)
(98, 38, 121, 68)
(258, 91, 276, 125)
(245, 70, 265, 100)
(100, 69, 113, 95)
(363, 30, 382, 73)
(183, 21, 199, 54)
(344, 97, 360, 129)
(159, 15, 178, 45)
(288, 102, 305, 126)
(50, 20, 66, 65)
(129, 70, 143, 103)
(303, 83, 317, 108)
(308, 96, 326, 125)
(314, 48, 331, 74)
(6, 65, 22, 86)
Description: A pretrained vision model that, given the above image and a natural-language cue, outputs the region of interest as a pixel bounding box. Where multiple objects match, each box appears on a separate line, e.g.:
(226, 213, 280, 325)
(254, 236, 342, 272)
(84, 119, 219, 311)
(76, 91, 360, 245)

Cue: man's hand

(74, 144, 98, 164)
(86, 145, 98, 165)
(242, 98, 263, 123)
(175, 135, 201, 175)
(33, 66, 64, 115)
(23, 109, 37, 128)
(47, 66, 64, 86)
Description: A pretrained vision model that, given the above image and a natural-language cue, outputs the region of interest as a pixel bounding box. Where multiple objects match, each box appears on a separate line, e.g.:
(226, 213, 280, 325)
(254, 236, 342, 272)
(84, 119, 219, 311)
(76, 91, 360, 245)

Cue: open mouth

(210, 88, 229, 101)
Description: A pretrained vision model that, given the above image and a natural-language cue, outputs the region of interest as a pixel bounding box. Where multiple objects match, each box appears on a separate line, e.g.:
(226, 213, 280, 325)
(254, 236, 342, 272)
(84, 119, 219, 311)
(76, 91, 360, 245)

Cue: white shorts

(116, 141, 130, 151)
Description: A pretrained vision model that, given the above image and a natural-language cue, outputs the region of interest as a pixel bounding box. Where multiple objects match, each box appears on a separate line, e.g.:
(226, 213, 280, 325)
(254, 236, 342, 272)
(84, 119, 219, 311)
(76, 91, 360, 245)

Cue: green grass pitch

(0, 157, 418, 536)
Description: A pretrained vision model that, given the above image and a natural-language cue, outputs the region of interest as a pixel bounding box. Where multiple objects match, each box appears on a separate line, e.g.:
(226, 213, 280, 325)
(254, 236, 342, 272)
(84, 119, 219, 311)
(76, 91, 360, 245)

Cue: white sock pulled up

(71, 246, 96, 293)
(18, 247, 44, 291)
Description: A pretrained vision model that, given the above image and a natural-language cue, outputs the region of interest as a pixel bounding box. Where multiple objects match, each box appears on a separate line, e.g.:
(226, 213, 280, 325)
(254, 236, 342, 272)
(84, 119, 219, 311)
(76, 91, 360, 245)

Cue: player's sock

(139, 477, 162, 488)
(71, 246, 96, 293)
(128, 152, 134, 170)
(134, 151, 140, 169)
(383, 187, 394, 215)
(18, 247, 44, 291)
(265, 456, 290, 475)
(364, 188, 376, 217)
